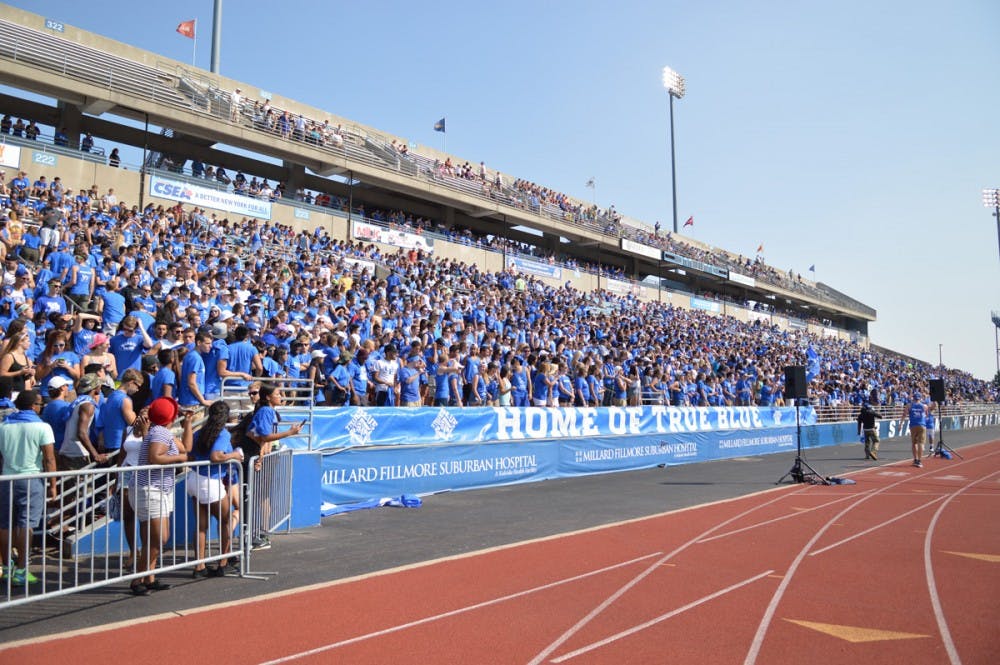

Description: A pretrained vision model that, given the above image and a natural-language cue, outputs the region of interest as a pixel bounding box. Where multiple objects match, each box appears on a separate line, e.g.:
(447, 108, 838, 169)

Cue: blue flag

(806, 345, 820, 382)
(433, 117, 446, 133)
(808, 264, 815, 272)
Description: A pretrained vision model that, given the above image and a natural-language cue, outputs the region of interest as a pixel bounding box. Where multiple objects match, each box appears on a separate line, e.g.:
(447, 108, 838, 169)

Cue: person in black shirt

(856, 401, 880, 460)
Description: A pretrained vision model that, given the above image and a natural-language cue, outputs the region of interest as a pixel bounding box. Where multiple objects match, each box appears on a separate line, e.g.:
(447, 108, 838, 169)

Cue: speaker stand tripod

(932, 399, 963, 460)
(777, 402, 830, 485)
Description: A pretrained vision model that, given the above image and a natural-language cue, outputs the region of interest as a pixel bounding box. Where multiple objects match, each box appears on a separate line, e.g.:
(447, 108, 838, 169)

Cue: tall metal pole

(995, 202, 1000, 261)
(210, 0, 222, 74)
(502, 214, 508, 267)
(669, 93, 678, 234)
(138, 113, 149, 210)
(347, 171, 354, 225)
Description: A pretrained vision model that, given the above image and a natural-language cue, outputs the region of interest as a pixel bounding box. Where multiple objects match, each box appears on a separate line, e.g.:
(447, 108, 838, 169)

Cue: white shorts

(130, 486, 174, 521)
(185, 472, 227, 504)
(39, 226, 60, 248)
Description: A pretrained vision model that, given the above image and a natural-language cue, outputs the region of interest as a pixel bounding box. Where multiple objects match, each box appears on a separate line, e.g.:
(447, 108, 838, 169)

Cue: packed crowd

(1, 162, 997, 589)
(0, 166, 994, 420)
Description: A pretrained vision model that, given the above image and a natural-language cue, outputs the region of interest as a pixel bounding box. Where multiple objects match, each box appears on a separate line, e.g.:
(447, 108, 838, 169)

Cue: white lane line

(524, 487, 811, 665)
(743, 449, 1000, 665)
(924, 470, 1000, 665)
(0, 478, 804, 654)
(257, 552, 663, 665)
(550, 570, 775, 663)
(809, 496, 947, 556)
(696, 491, 872, 544)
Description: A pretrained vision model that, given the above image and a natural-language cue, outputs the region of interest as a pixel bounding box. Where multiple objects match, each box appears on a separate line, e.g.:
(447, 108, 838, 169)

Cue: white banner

(729, 271, 755, 287)
(747, 310, 771, 323)
(149, 175, 272, 219)
(0, 144, 21, 169)
(342, 257, 376, 273)
(605, 278, 647, 298)
(352, 220, 434, 253)
(620, 238, 661, 260)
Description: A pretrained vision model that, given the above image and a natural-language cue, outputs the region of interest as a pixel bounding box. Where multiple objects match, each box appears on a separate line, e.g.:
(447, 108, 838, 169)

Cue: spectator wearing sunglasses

(109, 315, 154, 373)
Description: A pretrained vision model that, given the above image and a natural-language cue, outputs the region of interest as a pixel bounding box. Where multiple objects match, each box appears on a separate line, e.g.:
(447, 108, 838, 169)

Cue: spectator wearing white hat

(40, 375, 74, 455)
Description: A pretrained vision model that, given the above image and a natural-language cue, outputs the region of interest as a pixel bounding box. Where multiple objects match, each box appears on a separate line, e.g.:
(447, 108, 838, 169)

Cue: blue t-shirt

(100, 389, 131, 452)
(41, 399, 72, 452)
(908, 403, 927, 427)
(226, 340, 256, 387)
(177, 350, 206, 407)
(203, 339, 229, 396)
(101, 291, 127, 330)
(192, 428, 233, 478)
(151, 366, 176, 403)
(110, 331, 145, 372)
(399, 366, 421, 404)
(249, 405, 278, 441)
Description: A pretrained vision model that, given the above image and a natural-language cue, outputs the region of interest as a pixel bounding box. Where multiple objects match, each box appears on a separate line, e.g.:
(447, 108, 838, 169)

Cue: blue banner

(506, 256, 562, 279)
(321, 441, 557, 504)
(304, 405, 817, 451)
(558, 427, 798, 475)
(690, 297, 721, 312)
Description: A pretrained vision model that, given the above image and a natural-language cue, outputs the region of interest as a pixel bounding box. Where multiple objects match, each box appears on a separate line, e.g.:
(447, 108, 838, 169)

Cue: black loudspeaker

(929, 378, 946, 403)
(784, 365, 807, 400)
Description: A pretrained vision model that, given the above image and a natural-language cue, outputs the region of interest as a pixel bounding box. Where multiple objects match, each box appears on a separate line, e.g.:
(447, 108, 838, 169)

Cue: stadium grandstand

(0, 4, 997, 607)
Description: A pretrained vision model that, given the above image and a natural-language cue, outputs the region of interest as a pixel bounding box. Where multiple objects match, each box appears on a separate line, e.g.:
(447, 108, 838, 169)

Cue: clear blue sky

(9, 0, 1000, 379)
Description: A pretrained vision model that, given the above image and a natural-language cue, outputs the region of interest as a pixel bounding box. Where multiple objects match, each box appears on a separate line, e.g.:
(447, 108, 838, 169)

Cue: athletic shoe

(912, 459, 923, 468)
(11, 568, 38, 585)
(251, 536, 271, 551)
(870, 451, 878, 460)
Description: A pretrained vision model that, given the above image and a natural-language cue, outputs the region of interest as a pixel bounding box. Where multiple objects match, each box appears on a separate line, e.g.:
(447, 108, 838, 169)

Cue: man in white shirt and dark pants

(372, 345, 400, 406)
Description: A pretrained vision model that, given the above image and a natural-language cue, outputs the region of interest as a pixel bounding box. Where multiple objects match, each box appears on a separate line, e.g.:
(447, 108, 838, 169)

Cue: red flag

(176, 20, 195, 39)
(756, 244, 764, 253)
(683, 216, 693, 228)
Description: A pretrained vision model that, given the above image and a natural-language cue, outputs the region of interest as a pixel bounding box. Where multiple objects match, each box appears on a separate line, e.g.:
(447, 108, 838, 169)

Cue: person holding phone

(36, 331, 80, 391)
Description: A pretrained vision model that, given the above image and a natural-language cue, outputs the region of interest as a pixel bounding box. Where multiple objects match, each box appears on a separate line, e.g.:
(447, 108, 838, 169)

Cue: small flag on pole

(756, 243, 764, 253)
(585, 178, 595, 189)
(433, 117, 446, 133)
(808, 264, 815, 273)
(176, 19, 196, 39)
(683, 216, 694, 228)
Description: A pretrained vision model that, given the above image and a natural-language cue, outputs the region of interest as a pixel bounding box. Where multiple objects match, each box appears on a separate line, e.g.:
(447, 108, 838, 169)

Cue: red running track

(3, 440, 999, 664)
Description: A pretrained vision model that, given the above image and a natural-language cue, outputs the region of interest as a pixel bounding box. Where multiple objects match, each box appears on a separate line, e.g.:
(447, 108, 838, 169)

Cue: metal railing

(243, 447, 293, 573)
(220, 376, 315, 425)
(1, 459, 244, 609)
(810, 402, 1000, 424)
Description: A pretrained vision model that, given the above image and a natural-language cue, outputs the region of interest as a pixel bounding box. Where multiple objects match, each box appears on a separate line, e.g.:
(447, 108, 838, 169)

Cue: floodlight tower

(662, 67, 686, 234)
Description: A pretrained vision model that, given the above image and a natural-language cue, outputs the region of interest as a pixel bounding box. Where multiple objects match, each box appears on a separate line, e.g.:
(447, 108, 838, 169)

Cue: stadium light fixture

(984, 188, 1000, 261)
(662, 66, 685, 234)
